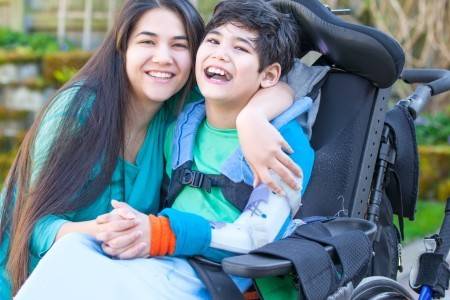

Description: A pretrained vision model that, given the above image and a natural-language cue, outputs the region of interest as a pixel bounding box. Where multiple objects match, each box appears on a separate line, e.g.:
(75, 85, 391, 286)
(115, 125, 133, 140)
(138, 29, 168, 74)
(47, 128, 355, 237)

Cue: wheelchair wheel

(371, 193, 400, 279)
(351, 276, 414, 300)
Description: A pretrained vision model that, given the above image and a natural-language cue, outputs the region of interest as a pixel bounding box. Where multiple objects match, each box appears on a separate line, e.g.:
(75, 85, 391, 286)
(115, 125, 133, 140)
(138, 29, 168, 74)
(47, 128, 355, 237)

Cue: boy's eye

(235, 46, 249, 53)
(206, 38, 219, 45)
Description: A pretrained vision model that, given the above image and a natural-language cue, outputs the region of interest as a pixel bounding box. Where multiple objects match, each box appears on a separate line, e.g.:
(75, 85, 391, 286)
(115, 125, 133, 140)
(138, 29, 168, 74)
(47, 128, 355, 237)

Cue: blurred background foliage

(0, 0, 449, 209)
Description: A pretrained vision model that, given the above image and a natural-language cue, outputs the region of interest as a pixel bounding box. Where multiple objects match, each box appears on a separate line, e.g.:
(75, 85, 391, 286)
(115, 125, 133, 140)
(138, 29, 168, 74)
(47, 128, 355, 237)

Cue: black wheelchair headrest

(271, 0, 405, 88)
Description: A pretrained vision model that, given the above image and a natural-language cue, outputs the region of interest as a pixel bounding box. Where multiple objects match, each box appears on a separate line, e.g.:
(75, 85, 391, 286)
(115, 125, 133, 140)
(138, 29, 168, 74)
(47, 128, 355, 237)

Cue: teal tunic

(0, 85, 174, 299)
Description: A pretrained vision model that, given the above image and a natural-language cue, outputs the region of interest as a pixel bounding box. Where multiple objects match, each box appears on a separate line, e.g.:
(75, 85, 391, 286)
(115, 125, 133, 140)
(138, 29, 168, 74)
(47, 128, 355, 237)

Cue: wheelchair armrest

(223, 247, 333, 278)
(222, 254, 293, 278)
(222, 217, 376, 278)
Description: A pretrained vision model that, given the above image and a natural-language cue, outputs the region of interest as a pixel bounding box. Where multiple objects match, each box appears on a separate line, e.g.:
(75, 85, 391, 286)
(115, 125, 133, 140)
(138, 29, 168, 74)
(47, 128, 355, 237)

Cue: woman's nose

(151, 45, 173, 64)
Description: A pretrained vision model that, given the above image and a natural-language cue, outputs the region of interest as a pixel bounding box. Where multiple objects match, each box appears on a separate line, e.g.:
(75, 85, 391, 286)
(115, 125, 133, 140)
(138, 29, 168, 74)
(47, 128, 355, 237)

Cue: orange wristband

(149, 215, 177, 256)
(160, 217, 170, 255)
(149, 215, 161, 256)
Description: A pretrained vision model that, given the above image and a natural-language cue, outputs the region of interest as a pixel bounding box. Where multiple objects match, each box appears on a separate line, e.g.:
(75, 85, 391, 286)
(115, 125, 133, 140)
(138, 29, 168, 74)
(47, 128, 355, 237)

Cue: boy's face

(195, 23, 264, 105)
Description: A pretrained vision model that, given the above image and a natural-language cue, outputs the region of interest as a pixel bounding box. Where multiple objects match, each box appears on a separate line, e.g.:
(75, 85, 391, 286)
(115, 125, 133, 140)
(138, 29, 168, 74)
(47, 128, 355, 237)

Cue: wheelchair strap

(251, 221, 371, 300)
(188, 258, 244, 300)
(413, 252, 450, 298)
(384, 104, 419, 220)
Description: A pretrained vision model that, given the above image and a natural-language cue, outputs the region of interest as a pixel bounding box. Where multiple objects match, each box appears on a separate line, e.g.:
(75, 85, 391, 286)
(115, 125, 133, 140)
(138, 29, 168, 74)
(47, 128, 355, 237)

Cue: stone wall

(0, 62, 55, 109)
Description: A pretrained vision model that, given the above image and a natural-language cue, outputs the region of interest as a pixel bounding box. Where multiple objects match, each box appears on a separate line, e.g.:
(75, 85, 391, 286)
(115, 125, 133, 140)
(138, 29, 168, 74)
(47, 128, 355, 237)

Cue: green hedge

(416, 109, 450, 145)
(0, 27, 72, 55)
(0, 106, 30, 121)
(0, 133, 25, 153)
(0, 151, 15, 186)
(419, 145, 450, 201)
(42, 51, 91, 85)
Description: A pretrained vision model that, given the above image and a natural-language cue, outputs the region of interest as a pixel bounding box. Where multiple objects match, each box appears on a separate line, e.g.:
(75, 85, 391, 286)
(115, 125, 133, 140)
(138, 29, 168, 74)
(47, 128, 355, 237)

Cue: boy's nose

(211, 48, 230, 62)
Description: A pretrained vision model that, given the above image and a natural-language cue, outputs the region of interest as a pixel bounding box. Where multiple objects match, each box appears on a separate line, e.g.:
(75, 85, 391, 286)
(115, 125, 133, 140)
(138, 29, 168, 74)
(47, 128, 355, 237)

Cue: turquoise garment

(0, 85, 169, 299)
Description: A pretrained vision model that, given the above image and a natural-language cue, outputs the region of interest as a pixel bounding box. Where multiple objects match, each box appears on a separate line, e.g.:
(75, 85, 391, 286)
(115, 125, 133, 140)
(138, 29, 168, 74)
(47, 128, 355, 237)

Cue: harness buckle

(181, 169, 208, 190)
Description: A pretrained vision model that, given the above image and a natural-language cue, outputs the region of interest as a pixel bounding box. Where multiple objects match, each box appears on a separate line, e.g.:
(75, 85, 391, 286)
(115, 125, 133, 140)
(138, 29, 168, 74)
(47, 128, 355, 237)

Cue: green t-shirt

(164, 118, 298, 300)
(164, 120, 240, 222)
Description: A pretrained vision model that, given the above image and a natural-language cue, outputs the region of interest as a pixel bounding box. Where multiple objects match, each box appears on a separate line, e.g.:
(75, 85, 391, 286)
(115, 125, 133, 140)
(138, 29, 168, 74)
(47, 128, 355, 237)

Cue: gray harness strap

(166, 98, 314, 210)
(188, 258, 244, 300)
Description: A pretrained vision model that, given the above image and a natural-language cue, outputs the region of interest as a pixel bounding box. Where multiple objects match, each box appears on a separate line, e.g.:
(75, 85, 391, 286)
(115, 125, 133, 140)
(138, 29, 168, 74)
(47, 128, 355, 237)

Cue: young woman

(0, 0, 300, 298)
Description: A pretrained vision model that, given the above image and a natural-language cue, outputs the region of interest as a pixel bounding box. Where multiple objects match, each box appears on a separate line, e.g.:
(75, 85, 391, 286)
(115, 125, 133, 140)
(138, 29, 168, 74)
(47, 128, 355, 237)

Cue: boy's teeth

(207, 67, 225, 76)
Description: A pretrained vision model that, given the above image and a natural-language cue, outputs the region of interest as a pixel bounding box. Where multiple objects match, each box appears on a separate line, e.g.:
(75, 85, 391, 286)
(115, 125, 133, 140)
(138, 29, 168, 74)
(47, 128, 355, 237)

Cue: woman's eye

(173, 43, 188, 49)
(140, 40, 156, 45)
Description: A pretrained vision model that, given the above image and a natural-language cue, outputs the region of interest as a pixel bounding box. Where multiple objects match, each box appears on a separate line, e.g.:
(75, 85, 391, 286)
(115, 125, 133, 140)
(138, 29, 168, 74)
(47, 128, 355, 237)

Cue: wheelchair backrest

(272, 0, 405, 219)
(298, 71, 390, 218)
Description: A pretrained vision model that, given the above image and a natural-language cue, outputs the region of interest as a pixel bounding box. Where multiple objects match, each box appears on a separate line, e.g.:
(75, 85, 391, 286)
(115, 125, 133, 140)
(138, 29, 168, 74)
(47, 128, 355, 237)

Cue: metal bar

(57, 0, 68, 47)
(82, 0, 93, 50)
(107, 0, 116, 31)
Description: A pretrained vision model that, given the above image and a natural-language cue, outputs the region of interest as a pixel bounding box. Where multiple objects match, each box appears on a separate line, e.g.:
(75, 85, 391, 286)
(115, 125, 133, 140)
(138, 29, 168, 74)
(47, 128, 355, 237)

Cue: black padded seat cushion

(271, 0, 405, 88)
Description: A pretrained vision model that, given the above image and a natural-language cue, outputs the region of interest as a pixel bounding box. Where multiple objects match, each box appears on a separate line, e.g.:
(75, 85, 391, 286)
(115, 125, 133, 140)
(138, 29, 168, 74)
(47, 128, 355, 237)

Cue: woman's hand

(96, 200, 151, 259)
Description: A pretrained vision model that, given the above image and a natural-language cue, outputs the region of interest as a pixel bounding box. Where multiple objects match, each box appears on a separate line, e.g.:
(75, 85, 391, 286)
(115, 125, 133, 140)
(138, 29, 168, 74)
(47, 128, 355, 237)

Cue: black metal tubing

(401, 68, 450, 96)
(436, 198, 450, 257)
(399, 68, 450, 119)
(367, 126, 396, 224)
(350, 88, 390, 218)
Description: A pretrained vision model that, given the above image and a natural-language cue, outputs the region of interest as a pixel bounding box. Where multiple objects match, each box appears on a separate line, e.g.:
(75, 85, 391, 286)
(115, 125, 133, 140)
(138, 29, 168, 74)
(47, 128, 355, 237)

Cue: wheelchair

(187, 0, 450, 299)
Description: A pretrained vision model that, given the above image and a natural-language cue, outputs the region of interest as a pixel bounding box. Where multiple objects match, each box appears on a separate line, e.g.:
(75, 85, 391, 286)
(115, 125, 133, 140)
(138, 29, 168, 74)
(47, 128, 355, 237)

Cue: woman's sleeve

(28, 86, 81, 258)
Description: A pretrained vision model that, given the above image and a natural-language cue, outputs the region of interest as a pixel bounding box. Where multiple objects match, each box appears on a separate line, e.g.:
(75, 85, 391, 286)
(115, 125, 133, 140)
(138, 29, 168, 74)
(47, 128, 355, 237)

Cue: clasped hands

(95, 200, 150, 259)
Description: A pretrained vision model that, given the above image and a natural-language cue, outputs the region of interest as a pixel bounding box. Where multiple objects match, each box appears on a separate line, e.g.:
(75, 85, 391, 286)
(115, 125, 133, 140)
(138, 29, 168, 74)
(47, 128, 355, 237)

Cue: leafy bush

(0, 28, 28, 49)
(0, 151, 15, 187)
(0, 27, 74, 56)
(28, 33, 61, 55)
(42, 51, 91, 85)
(53, 66, 79, 85)
(0, 107, 29, 121)
(416, 108, 450, 145)
(0, 133, 25, 153)
(419, 145, 450, 201)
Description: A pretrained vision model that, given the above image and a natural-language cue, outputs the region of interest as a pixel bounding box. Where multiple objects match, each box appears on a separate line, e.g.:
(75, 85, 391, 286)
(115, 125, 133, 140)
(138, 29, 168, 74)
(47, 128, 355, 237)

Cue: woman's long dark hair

(0, 0, 204, 294)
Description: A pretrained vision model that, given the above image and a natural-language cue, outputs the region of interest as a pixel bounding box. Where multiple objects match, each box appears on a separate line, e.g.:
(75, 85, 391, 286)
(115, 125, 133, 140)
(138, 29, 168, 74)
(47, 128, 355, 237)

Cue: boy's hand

(237, 111, 301, 195)
(96, 200, 151, 259)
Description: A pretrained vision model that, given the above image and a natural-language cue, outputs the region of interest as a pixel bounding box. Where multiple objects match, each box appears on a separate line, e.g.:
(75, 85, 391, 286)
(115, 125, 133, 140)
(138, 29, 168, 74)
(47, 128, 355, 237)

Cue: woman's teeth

(147, 71, 173, 79)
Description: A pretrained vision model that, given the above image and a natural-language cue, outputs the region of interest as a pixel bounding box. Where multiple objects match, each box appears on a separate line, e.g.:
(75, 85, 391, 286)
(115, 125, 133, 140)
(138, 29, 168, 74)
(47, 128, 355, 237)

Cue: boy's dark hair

(206, 0, 299, 76)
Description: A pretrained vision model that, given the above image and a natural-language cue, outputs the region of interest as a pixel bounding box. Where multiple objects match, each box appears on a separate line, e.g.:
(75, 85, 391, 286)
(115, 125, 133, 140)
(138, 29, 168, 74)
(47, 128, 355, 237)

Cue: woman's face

(126, 7, 192, 107)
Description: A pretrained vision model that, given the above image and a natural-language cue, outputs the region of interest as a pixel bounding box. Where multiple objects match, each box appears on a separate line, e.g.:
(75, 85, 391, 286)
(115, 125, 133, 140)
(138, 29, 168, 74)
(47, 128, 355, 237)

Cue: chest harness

(163, 98, 314, 211)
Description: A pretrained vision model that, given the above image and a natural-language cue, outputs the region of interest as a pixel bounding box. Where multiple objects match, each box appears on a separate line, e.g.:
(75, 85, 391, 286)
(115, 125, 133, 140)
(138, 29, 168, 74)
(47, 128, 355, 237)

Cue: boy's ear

(260, 63, 282, 89)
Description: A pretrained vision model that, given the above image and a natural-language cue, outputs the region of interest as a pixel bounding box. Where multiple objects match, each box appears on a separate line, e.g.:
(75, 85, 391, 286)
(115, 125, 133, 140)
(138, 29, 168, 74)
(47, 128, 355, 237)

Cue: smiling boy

(154, 0, 315, 296)
(160, 0, 314, 250)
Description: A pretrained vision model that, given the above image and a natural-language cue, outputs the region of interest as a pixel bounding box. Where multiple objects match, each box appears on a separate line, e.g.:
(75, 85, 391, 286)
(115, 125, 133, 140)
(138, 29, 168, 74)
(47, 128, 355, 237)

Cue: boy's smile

(204, 66, 232, 83)
(196, 23, 263, 105)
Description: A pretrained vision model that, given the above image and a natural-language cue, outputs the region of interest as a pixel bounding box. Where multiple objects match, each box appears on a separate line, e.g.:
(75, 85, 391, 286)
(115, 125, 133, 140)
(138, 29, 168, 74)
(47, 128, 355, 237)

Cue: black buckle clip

(181, 169, 205, 189)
